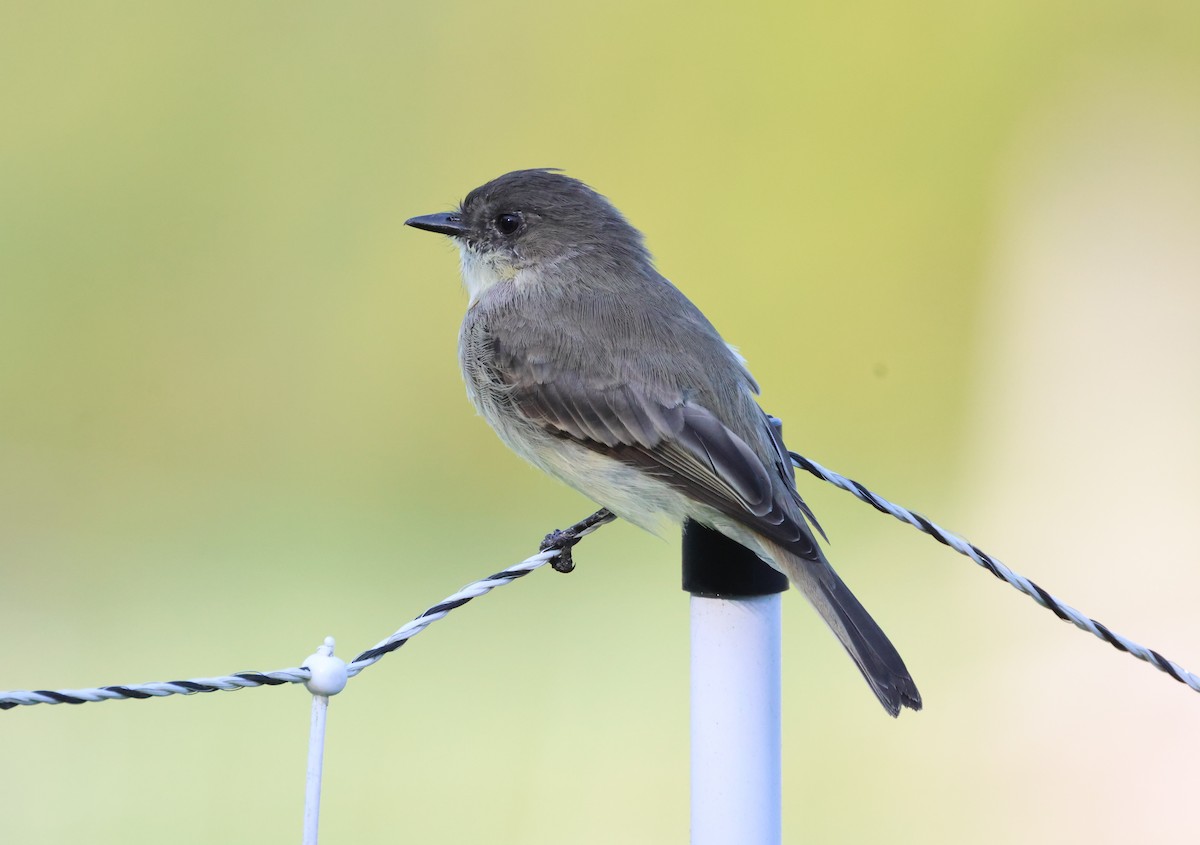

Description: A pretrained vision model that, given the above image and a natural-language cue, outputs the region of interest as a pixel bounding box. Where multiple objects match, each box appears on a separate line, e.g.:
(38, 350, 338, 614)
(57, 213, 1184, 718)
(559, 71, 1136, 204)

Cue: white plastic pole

(302, 637, 349, 845)
(690, 593, 782, 845)
(304, 693, 330, 845)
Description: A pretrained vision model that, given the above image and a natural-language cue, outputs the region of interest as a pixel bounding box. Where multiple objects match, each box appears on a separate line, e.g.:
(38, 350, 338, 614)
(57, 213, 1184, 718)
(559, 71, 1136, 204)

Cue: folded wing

(504, 366, 822, 562)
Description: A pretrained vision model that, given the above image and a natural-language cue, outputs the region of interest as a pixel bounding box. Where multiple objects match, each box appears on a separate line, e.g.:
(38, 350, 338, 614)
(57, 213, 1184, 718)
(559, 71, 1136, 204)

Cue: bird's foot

(539, 508, 617, 574)
(540, 528, 580, 573)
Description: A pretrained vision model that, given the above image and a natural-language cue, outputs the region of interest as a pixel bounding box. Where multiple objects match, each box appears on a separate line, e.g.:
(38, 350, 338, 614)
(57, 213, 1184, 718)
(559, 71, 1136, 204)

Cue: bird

(405, 169, 921, 716)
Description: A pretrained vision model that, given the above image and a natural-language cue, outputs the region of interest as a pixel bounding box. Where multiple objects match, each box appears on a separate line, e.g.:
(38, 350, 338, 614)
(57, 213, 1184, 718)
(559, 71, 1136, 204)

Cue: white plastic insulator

(304, 636, 349, 696)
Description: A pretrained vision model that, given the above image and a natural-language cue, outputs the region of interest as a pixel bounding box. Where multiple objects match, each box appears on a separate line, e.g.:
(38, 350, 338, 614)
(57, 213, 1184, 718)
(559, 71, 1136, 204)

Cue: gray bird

(406, 169, 921, 716)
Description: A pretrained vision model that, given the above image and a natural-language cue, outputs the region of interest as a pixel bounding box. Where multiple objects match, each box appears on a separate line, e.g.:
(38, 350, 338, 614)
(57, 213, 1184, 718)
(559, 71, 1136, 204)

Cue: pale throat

(457, 244, 523, 304)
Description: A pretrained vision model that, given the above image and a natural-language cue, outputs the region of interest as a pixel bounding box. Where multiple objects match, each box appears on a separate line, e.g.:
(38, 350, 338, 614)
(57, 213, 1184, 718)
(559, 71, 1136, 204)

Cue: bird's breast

(458, 305, 537, 453)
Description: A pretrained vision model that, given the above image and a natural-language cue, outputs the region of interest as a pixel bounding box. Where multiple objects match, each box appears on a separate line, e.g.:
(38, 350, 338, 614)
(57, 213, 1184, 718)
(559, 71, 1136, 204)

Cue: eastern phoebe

(406, 169, 921, 716)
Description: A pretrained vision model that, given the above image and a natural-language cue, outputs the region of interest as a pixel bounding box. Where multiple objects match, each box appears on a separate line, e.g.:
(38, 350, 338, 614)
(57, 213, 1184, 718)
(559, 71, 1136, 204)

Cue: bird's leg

(540, 508, 617, 573)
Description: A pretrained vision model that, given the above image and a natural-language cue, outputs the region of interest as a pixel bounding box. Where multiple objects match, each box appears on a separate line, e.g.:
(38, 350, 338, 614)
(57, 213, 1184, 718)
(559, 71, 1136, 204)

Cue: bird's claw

(540, 528, 579, 573)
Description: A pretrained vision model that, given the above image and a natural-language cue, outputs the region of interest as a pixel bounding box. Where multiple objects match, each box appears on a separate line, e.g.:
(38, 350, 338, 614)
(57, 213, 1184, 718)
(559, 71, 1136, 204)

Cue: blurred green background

(3, 2, 1198, 843)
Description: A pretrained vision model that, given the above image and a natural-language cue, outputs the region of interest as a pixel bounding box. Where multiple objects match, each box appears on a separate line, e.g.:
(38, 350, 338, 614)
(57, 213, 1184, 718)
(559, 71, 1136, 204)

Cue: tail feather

(775, 545, 922, 717)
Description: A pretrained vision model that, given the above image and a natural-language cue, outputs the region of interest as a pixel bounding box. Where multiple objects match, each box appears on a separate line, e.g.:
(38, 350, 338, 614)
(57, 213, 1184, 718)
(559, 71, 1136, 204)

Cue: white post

(690, 593, 782, 845)
(304, 693, 330, 845)
(302, 636, 348, 845)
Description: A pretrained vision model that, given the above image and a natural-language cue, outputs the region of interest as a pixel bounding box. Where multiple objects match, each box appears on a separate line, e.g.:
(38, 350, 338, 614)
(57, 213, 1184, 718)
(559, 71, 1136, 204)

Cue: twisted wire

(0, 511, 613, 710)
(789, 452, 1200, 694)
(3, 454, 1196, 709)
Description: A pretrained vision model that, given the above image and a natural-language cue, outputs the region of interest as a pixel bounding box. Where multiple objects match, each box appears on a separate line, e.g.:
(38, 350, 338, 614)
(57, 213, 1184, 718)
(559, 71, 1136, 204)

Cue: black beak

(405, 212, 468, 237)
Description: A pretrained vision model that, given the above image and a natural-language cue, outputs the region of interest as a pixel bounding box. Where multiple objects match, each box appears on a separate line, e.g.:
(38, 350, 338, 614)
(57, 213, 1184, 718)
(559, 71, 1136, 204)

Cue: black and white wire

(1, 454, 1196, 710)
(0, 510, 614, 710)
(788, 451, 1200, 695)
(347, 507, 615, 671)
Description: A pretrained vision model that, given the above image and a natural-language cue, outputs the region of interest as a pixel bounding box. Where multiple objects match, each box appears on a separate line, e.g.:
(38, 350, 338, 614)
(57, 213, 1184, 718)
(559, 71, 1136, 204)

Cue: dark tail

(776, 545, 922, 717)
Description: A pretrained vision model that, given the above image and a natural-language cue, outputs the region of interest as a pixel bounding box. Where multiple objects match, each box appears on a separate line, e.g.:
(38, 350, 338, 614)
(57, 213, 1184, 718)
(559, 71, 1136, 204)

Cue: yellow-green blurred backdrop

(3, 3, 1198, 843)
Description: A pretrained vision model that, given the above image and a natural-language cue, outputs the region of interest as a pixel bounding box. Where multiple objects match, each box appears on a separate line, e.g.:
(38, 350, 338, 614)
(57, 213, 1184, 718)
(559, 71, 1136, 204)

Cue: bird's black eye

(494, 212, 522, 235)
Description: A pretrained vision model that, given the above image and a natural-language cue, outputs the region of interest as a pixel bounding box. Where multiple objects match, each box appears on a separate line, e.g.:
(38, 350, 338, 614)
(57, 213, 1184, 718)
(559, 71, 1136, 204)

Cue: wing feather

(502, 363, 820, 561)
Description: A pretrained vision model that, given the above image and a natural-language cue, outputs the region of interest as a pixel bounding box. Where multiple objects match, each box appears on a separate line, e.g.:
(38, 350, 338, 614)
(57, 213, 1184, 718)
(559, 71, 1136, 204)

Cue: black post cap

(682, 520, 789, 597)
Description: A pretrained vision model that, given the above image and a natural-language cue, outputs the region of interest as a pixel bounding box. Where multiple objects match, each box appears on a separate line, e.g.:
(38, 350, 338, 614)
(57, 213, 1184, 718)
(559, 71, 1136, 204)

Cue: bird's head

(406, 169, 649, 300)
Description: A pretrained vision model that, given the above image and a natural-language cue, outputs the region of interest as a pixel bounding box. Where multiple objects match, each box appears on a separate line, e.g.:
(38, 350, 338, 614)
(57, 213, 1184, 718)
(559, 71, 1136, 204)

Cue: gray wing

(498, 363, 824, 563)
